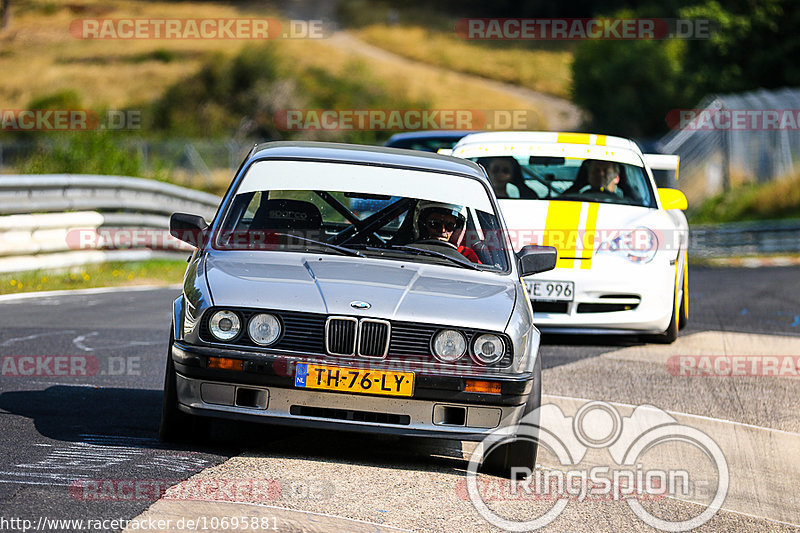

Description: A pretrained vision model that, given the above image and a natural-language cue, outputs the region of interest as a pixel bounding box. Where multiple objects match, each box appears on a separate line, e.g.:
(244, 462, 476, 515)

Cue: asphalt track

(0, 266, 798, 532)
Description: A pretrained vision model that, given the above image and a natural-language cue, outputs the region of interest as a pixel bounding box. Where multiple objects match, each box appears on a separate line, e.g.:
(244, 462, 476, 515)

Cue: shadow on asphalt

(0, 385, 469, 475)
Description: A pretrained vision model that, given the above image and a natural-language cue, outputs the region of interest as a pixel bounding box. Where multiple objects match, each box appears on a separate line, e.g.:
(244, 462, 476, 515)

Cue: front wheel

(159, 334, 197, 442)
(479, 356, 541, 478)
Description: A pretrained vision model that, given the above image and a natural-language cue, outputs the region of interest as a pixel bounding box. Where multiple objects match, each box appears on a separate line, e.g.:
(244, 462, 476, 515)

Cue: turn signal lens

(465, 380, 501, 394)
(208, 357, 243, 371)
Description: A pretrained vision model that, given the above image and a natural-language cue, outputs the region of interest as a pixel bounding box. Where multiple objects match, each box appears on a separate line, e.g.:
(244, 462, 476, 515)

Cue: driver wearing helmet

(414, 201, 481, 263)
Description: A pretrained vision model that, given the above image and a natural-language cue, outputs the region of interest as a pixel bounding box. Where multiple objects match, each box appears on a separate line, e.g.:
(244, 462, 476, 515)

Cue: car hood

(204, 252, 516, 331)
(499, 199, 683, 269)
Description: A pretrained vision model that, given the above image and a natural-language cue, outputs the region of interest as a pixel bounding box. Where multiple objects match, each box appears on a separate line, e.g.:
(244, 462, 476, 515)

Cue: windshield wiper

(355, 244, 480, 270)
(275, 233, 365, 257)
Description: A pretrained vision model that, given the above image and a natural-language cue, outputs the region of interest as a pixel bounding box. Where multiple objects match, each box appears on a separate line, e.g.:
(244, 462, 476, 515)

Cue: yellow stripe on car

(543, 201, 600, 269)
(580, 202, 600, 269)
(543, 201, 582, 269)
(556, 133, 607, 146)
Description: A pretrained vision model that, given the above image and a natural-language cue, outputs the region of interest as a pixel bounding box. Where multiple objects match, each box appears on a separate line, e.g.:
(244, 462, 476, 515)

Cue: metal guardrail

(0, 174, 222, 273)
(690, 219, 800, 258)
(0, 174, 220, 218)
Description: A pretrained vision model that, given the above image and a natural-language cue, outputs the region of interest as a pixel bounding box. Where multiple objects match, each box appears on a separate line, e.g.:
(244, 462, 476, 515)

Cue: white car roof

(452, 131, 646, 167)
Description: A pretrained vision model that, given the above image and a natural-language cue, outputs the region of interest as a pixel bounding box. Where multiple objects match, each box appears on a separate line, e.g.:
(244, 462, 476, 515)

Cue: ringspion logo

(466, 401, 728, 531)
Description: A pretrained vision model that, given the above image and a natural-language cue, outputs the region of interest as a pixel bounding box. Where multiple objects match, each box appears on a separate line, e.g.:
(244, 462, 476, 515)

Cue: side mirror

(657, 188, 688, 211)
(170, 213, 208, 247)
(516, 245, 557, 277)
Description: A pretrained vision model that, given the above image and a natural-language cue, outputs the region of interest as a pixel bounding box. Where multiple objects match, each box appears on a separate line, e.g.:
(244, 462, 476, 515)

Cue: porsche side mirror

(517, 245, 557, 276)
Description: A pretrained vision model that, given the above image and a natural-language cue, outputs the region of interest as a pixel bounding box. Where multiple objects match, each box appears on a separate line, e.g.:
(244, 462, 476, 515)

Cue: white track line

(544, 392, 800, 437)
(0, 284, 182, 302)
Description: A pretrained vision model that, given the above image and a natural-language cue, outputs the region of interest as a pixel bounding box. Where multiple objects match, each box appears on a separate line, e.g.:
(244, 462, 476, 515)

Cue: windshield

(214, 160, 510, 271)
(473, 155, 657, 208)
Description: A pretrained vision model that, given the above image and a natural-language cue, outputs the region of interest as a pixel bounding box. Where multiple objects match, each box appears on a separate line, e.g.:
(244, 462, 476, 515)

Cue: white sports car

(450, 132, 689, 343)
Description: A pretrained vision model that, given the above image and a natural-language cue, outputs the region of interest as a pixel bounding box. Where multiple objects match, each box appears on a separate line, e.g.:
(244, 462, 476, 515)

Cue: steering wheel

(415, 239, 458, 249)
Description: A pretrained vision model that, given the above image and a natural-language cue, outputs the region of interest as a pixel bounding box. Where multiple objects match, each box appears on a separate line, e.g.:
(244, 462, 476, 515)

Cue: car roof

(384, 130, 476, 144)
(454, 131, 641, 151)
(249, 141, 488, 182)
(452, 131, 646, 166)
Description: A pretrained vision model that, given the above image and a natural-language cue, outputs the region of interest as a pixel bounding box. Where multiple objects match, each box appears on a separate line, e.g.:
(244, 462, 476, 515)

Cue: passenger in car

(486, 157, 538, 199)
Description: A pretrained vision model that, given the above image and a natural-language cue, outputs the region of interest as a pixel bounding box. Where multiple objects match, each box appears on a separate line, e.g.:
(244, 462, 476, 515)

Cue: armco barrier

(0, 174, 222, 273)
(690, 219, 800, 258)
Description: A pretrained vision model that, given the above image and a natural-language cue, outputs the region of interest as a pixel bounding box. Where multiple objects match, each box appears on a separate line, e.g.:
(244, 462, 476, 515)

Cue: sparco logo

(269, 210, 308, 220)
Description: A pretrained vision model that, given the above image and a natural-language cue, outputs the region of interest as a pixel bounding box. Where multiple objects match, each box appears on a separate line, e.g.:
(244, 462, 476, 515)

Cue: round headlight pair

(431, 330, 505, 365)
(208, 310, 281, 346)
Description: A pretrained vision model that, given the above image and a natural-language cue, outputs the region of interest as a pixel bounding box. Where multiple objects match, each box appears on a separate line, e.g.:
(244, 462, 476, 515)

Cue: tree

(572, 37, 688, 138)
(1, 0, 10, 30)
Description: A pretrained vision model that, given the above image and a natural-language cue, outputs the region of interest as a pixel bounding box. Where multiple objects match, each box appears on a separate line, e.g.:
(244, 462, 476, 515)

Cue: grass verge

(689, 172, 800, 224)
(353, 24, 573, 99)
(0, 259, 187, 296)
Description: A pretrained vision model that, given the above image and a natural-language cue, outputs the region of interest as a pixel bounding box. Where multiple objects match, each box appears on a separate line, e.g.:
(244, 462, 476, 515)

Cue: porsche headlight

(432, 330, 467, 362)
(472, 334, 505, 365)
(597, 227, 658, 263)
(248, 313, 281, 346)
(209, 310, 241, 341)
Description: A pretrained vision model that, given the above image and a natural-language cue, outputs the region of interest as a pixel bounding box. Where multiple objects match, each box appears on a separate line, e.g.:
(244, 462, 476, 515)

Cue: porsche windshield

(214, 160, 510, 271)
(474, 155, 657, 208)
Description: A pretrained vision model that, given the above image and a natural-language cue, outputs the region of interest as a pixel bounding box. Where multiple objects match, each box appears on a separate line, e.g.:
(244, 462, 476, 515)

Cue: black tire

(643, 280, 679, 344)
(479, 356, 541, 479)
(678, 257, 689, 330)
(159, 333, 195, 442)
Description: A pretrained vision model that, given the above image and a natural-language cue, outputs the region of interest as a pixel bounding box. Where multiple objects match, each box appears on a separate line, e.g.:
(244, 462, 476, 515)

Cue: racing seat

(249, 199, 324, 248)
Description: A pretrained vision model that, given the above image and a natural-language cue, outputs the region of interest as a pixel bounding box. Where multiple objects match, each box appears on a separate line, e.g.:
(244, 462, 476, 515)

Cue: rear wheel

(678, 255, 689, 330)
(643, 269, 679, 344)
(479, 356, 541, 478)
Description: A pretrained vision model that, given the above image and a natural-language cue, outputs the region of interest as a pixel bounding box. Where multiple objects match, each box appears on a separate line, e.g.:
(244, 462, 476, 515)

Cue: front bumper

(171, 341, 536, 441)
(527, 258, 676, 333)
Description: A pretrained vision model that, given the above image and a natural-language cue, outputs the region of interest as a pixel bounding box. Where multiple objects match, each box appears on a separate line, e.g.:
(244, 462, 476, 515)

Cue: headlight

(248, 313, 282, 346)
(596, 227, 658, 263)
(432, 330, 467, 362)
(208, 310, 241, 341)
(472, 334, 505, 365)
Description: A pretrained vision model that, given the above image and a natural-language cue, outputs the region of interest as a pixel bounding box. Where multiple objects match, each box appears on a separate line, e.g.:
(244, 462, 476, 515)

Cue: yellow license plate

(294, 363, 414, 397)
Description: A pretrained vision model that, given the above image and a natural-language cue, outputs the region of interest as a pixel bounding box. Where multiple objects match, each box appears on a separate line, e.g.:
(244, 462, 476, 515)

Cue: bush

(17, 131, 165, 178)
(150, 43, 428, 144)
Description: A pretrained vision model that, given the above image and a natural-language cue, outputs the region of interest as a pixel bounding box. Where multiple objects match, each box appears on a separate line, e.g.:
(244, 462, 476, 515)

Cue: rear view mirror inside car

(529, 156, 565, 166)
